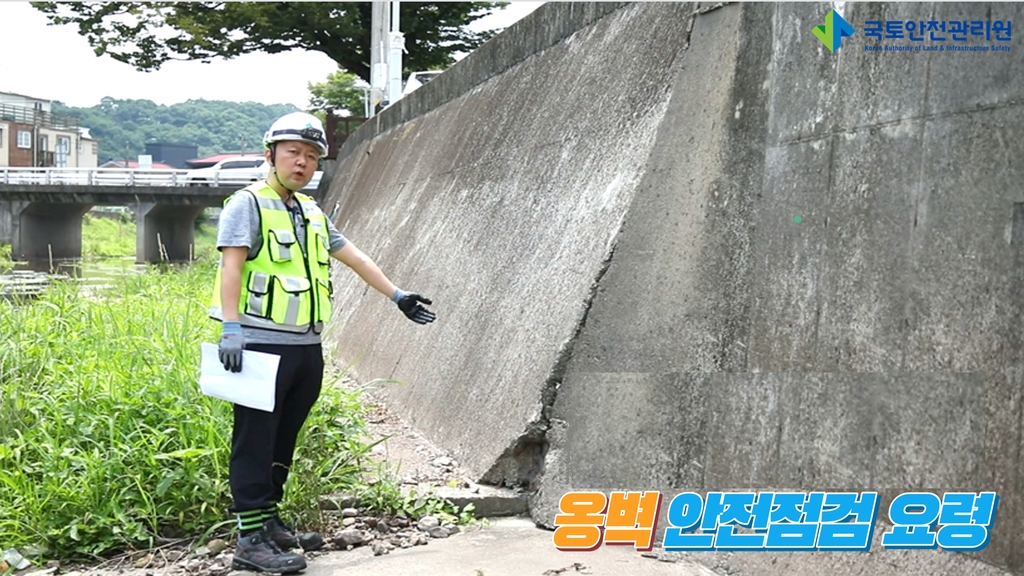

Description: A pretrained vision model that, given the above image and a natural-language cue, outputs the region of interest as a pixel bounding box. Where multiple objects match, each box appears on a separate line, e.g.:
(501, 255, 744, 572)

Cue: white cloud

(0, 1, 544, 109)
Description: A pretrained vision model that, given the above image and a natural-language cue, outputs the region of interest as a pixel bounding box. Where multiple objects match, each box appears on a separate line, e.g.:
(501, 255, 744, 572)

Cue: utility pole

(387, 1, 405, 107)
(369, 2, 388, 117)
(369, 1, 403, 118)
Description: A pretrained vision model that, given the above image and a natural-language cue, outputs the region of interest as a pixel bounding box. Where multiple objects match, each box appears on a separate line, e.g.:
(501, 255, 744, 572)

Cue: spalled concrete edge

(319, 484, 529, 519)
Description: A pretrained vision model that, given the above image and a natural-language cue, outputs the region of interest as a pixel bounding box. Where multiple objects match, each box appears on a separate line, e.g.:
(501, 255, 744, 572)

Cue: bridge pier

(11, 202, 93, 262)
(0, 201, 13, 245)
(135, 203, 205, 263)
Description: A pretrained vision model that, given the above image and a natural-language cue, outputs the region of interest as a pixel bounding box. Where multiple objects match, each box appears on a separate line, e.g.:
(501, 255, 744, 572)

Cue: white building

(0, 91, 97, 168)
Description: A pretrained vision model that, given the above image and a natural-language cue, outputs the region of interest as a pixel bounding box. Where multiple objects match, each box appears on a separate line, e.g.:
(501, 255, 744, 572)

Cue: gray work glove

(219, 321, 244, 372)
(392, 289, 437, 325)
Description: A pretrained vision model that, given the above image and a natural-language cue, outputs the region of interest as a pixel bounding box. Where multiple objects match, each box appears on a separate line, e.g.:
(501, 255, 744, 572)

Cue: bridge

(0, 167, 249, 263)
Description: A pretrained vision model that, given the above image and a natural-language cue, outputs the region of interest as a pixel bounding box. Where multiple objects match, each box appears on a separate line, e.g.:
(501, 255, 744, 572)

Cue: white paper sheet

(199, 342, 280, 412)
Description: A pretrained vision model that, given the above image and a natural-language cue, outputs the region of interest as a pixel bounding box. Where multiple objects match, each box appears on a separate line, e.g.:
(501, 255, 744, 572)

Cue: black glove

(219, 321, 244, 372)
(394, 291, 436, 325)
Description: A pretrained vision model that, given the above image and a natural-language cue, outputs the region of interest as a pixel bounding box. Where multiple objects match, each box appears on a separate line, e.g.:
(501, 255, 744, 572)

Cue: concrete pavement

(303, 517, 717, 576)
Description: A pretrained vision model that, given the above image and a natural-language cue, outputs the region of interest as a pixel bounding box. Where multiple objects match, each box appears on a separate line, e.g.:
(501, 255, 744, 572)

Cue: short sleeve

(217, 192, 260, 251)
(326, 217, 347, 252)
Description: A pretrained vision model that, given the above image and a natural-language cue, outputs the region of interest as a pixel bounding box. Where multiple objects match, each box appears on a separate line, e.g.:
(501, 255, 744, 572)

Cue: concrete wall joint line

(771, 97, 1024, 148)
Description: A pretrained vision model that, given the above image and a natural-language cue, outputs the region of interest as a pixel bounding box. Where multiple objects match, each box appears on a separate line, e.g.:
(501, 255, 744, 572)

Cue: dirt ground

(345, 375, 475, 491)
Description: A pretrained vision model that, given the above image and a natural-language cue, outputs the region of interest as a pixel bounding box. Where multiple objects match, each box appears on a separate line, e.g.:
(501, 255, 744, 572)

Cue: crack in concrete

(479, 239, 620, 490)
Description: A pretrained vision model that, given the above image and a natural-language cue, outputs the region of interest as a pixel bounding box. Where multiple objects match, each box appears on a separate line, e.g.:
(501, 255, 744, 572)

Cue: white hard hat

(263, 112, 329, 158)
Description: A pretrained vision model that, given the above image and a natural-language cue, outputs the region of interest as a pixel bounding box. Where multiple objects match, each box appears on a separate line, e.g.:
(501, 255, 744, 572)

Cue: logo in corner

(813, 10, 855, 52)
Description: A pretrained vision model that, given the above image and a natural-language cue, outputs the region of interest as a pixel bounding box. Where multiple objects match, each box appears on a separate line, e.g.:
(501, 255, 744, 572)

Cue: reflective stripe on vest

(209, 182, 333, 333)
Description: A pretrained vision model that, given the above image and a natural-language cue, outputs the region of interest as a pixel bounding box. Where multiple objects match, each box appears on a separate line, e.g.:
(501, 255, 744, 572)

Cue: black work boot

(266, 516, 325, 552)
(232, 525, 307, 573)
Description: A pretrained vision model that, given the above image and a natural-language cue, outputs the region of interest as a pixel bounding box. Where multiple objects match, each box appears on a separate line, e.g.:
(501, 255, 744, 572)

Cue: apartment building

(0, 91, 97, 168)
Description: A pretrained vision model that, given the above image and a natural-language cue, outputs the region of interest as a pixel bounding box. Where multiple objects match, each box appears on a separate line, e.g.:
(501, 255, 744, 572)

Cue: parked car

(185, 156, 267, 186)
(186, 156, 322, 191)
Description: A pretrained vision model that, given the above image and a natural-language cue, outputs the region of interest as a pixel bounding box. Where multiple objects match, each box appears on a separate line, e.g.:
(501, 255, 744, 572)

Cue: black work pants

(229, 343, 324, 513)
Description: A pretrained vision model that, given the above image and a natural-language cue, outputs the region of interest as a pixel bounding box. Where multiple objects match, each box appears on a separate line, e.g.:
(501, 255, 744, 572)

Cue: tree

(308, 70, 367, 117)
(54, 99, 298, 162)
(30, 2, 508, 83)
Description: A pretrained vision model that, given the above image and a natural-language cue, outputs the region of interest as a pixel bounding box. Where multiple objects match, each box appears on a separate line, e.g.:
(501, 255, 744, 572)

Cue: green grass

(1, 221, 473, 563)
(80, 213, 218, 260)
(0, 260, 381, 560)
(0, 243, 11, 272)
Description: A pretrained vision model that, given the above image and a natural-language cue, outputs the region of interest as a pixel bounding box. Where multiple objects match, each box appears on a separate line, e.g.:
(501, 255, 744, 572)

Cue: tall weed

(0, 261, 376, 559)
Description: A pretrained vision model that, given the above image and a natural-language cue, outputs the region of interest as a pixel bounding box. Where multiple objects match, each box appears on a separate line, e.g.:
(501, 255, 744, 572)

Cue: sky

(0, 1, 544, 109)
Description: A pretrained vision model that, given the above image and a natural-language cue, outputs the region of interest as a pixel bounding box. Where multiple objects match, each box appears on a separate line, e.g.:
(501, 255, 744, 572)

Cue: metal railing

(0, 167, 275, 187)
(0, 104, 79, 131)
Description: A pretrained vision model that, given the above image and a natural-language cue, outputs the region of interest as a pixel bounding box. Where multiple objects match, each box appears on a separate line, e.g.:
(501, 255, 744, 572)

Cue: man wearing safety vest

(210, 112, 436, 573)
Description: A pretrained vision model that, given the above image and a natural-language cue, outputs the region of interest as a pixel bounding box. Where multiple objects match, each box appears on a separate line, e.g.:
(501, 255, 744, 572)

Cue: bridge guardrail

(0, 167, 264, 187)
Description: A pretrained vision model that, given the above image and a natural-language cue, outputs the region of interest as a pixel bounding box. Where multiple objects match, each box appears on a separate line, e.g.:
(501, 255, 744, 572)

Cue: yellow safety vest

(209, 182, 333, 333)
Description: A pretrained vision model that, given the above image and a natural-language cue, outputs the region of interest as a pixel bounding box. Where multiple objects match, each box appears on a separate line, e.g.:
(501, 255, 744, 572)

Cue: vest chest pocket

(316, 232, 331, 265)
(269, 229, 297, 262)
(245, 272, 272, 318)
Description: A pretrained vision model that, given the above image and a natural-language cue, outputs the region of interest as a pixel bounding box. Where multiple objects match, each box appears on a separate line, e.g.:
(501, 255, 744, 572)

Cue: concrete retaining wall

(322, 2, 1023, 574)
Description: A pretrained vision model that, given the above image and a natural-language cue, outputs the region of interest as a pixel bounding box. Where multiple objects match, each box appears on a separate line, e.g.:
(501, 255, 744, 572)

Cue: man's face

(267, 140, 320, 189)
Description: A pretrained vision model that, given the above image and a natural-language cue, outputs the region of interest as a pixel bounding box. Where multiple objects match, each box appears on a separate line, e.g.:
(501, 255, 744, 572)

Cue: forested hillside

(53, 98, 300, 163)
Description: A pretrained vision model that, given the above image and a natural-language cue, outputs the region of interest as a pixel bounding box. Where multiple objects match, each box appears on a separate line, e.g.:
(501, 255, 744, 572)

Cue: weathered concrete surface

(135, 202, 205, 263)
(324, 1, 693, 486)
(0, 201, 12, 244)
(322, 2, 1023, 574)
(11, 201, 92, 261)
(303, 517, 718, 576)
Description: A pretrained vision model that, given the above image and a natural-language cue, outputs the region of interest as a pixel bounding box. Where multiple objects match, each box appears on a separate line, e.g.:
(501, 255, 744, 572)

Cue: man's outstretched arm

(331, 243, 436, 324)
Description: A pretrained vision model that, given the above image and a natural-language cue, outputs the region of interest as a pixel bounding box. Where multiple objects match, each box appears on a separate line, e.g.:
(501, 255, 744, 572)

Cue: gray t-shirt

(216, 186, 347, 345)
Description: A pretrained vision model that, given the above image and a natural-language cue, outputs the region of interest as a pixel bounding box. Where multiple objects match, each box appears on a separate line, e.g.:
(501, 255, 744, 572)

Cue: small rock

(45, 560, 60, 570)
(417, 516, 440, 531)
(428, 526, 450, 539)
(342, 517, 356, 527)
(376, 521, 390, 534)
(363, 517, 378, 528)
(341, 508, 359, 518)
(431, 456, 453, 467)
(207, 539, 228, 556)
(413, 533, 429, 546)
(447, 525, 461, 536)
(192, 546, 210, 558)
(1, 549, 30, 571)
(371, 542, 388, 556)
(164, 550, 185, 562)
(399, 540, 413, 549)
(333, 529, 365, 547)
(641, 552, 659, 559)
(391, 515, 409, 528)
(134, 554, 155, 569)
